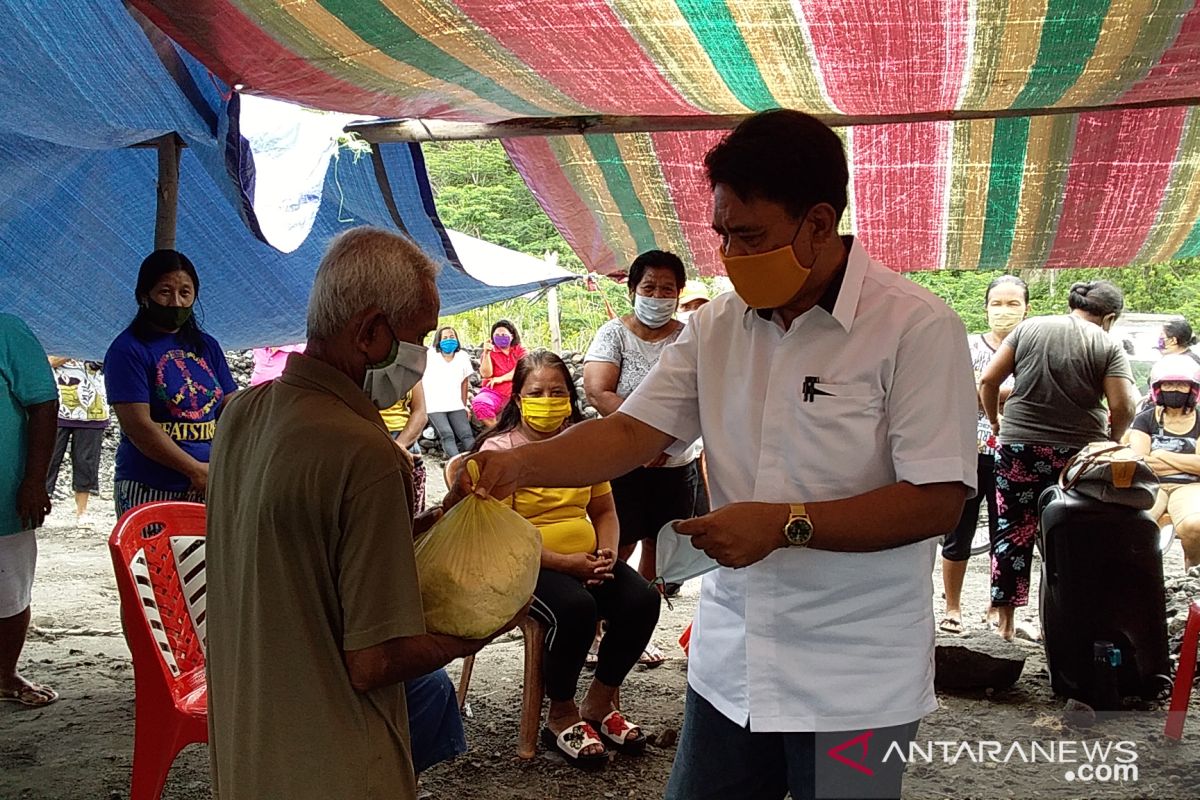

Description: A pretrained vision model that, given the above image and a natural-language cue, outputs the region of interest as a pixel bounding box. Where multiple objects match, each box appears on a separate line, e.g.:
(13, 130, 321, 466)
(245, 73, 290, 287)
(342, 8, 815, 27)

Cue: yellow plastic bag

(414, 465, 541, 638)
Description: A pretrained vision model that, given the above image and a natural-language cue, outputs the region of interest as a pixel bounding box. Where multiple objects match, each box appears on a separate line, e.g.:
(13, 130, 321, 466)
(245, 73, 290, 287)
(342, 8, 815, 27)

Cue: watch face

(786, 517, 813, 545)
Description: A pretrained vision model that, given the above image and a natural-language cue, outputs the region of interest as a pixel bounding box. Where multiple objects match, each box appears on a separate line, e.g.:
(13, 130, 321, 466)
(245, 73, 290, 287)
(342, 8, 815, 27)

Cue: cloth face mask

(520, 396, 573, 432)
(363, 339, 427, 411)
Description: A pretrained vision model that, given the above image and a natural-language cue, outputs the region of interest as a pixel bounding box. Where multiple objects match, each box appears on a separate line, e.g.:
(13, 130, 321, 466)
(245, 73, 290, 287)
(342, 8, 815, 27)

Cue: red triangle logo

(826, 730, 875, 776)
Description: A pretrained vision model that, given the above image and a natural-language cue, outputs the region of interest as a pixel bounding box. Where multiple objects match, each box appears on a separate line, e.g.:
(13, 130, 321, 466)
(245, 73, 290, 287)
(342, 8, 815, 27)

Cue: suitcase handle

(1038, 487, 1059, 585)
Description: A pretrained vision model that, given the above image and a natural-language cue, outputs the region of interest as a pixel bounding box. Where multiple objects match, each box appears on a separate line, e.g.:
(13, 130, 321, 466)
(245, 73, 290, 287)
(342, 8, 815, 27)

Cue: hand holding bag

(1058, 442, 1159, 510)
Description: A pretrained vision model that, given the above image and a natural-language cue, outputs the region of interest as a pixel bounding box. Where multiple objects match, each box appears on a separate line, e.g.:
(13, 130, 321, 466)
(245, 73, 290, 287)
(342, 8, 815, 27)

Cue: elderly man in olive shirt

(206, 227, 517, 800)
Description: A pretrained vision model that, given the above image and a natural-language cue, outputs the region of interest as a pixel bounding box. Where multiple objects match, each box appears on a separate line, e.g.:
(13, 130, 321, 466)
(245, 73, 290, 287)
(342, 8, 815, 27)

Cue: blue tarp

(0, 1, 572, 359)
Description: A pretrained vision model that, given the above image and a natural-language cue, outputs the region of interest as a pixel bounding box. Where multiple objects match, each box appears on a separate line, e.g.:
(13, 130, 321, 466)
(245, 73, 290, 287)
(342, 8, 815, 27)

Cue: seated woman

(423, 327, 477, 457)
(472, 350, 660, 769)
(1129, 353, 1200, 571)
(471, 320, 526, 428)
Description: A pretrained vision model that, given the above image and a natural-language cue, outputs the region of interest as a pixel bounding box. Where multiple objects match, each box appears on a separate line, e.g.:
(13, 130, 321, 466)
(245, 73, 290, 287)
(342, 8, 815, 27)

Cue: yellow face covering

(987, 308, 1024, 335)
(718, 240, 811, 309)
(520, 396, 573, 432)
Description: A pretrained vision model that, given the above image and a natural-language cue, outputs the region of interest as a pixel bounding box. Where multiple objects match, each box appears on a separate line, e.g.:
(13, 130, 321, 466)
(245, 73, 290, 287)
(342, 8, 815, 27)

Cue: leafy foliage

(909, 262, 1200, 333)
(422, 141, 582, 271)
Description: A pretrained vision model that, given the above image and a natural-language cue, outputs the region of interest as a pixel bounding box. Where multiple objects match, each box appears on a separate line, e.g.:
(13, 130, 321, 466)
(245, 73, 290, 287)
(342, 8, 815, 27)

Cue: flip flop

(938, 616, 964, 635)
(1, 681, 59, 707)
(638, 642, 665, 667)
(583, 710, 648, 756)
(541, 722, 608, 770)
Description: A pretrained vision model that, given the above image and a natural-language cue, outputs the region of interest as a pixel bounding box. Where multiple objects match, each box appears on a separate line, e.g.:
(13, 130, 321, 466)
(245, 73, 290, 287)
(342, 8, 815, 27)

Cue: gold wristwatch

(783, 503, 814, 547)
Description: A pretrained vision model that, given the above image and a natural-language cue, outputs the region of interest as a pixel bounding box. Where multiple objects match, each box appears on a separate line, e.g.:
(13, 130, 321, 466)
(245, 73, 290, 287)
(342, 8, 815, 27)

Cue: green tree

(909, 260, 1200, 333)
(424, 140, 628, 351)
(423, 141, 582, 270)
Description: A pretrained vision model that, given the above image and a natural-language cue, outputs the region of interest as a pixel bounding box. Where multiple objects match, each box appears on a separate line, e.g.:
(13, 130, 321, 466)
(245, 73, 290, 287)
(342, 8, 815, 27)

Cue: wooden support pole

(154, 133, 183, 251)
(547, 285, 562, 353)
(346, 94, 1200, 143)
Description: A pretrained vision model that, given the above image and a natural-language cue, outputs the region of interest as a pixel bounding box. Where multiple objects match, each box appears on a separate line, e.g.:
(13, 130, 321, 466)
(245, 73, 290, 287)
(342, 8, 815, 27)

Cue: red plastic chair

(1166, 600, 1200, 740)
(108, 501, 209, 800)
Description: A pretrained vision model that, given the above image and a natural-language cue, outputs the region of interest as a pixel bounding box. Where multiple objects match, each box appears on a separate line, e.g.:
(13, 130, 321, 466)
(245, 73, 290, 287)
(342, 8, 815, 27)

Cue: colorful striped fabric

(133, 1, 1200, 273)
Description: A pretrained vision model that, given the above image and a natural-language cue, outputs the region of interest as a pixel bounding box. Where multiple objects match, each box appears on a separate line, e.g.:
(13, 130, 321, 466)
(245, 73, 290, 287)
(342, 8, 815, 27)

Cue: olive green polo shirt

(206, 352, 423, 800)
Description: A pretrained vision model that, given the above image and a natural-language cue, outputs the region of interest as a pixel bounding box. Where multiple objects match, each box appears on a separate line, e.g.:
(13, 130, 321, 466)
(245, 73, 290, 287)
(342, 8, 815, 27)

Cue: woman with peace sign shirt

(104, 250, 238, 515)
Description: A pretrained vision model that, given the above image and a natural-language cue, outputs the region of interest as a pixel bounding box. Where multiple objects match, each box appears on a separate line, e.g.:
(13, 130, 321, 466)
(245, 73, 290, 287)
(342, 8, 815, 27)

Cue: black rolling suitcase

(1037, 486, 1171, 707)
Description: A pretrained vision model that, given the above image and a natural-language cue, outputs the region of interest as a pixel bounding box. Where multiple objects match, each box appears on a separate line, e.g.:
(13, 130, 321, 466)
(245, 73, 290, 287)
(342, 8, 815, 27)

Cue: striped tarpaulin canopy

(132, 1, 1200, 274)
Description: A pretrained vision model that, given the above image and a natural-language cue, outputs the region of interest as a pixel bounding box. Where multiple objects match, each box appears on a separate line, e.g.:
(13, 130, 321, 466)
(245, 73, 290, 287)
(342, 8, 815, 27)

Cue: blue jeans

(406, 670, 467, 774)
(665, 687, 920, 800)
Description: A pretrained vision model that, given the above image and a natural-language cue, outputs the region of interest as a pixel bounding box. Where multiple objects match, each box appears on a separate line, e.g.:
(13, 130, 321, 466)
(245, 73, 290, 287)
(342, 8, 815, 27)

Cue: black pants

(611, 460, 704, 547)
(666, 687, 920, 800)
(46, 426, 104, 494)
(530, 560, 661, 701)
(428, 410, 475, 457)
(941, 452, 997, 562)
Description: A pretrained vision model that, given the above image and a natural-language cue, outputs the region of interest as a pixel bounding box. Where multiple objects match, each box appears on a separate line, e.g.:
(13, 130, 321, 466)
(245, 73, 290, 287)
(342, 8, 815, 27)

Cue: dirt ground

(3, 461, 1199, 800)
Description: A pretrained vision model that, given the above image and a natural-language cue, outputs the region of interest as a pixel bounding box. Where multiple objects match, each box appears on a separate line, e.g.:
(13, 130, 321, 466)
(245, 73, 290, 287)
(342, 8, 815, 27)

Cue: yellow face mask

(987, 308, 1024, 335)
(718, 226, 811, 309)
(520, 396, 573, 433)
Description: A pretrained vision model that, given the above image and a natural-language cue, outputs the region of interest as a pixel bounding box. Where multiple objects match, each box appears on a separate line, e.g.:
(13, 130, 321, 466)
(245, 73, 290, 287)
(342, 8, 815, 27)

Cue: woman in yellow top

(475, 351, 660, 769)
(379, 383, 427, 512)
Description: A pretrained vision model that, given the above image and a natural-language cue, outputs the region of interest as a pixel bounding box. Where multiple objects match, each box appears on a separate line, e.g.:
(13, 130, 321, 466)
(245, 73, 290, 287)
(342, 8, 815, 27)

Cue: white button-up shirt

(621, 239, 978, 732)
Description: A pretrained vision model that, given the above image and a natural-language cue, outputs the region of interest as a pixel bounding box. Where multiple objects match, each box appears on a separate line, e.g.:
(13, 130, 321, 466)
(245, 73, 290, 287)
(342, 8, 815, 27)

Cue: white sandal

(584, 710, 648, 756)
(541, 721, 607, 769)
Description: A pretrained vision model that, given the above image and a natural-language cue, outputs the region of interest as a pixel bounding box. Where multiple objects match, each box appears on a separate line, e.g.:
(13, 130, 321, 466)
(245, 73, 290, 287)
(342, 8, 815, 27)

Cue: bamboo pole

(154, 133, 183, 250)
(346, 94, 1200, 143)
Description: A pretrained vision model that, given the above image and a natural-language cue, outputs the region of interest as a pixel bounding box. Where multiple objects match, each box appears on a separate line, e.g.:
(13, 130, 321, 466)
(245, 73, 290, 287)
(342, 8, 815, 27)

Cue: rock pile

(1166, 566, 1200, 658)
(225, 349, 255, 387)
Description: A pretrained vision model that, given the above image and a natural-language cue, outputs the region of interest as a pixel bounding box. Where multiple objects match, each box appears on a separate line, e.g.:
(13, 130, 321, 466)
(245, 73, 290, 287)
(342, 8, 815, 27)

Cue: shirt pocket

(809, 380, 876, 401)
(791, 380, 888, 487)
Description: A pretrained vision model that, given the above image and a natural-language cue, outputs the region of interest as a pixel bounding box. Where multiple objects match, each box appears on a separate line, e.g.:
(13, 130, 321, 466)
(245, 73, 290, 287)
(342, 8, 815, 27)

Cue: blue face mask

(439, 338, 459, 354)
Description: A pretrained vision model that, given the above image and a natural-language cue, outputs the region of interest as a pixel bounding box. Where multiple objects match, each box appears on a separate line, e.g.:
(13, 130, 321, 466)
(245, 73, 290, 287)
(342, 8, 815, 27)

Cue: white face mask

(363, 338, 427, 410)
(655, 520, 719, 584)
(634, 295, 677, 329)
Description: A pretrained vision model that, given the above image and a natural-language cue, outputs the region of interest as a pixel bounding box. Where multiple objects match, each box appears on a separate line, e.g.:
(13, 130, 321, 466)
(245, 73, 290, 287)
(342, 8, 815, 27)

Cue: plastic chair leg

(456, 654, 475, 712)
(518, 619, 545, 760)
(130, 715, 185, 800)
(1166, 601, 1200, 741)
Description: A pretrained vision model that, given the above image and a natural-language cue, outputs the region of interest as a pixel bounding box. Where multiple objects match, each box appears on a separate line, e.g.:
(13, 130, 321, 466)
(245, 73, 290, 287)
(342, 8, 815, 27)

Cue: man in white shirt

(461, 110, 977, 799)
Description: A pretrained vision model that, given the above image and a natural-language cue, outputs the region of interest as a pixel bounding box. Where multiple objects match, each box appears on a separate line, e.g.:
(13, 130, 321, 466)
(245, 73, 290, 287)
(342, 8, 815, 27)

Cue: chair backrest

(108, 502, 208, 687)
(443, 454, 467, 488)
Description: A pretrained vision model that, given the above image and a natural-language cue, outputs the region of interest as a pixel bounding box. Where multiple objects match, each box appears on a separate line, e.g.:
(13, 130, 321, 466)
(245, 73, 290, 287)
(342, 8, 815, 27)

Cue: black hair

(432, 326, 460, 350)
(472, 350, 584, 452)
(1067, 280, 1124, 318)
(628, 250, 686, 296)
(985, 274, 1029, 305)
(490, 319, 521, 346)
(704, 109, 848, 221)
(130, 249, 207, 354)
(1163, 317, 1197, 347)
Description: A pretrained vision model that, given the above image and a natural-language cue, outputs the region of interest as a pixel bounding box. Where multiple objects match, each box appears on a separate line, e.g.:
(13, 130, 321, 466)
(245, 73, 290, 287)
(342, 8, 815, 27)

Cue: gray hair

(306, 226, 440, 339)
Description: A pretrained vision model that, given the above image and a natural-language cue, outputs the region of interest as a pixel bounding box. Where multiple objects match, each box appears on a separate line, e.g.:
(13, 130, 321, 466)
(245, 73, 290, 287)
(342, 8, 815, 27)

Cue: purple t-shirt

(104, 326, 237, 491)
